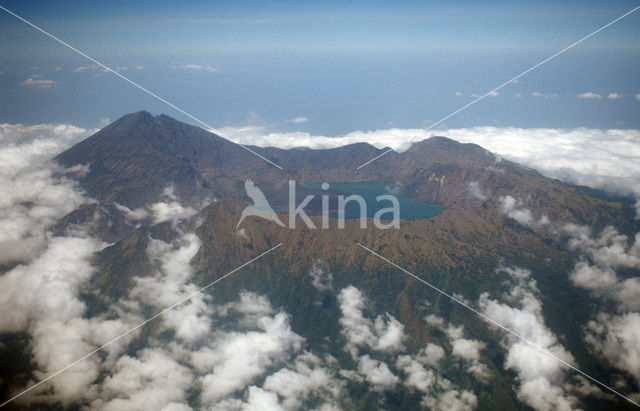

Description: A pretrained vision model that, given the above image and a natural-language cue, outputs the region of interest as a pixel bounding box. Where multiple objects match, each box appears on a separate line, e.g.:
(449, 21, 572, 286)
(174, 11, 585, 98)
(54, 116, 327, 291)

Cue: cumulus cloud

(357, 355, 399, 392)
(101, 254, 315, 410)
(309, 260, 333, 291)
(337, 285, 478, 404)
(19, 77, 58, 88)
(499, 195, 548, 228)
(131, 233, 211, 344)
(479, 266, 579, 410)
(149, 185, 197, 224)
(0, 123, 94, 264)
(91, 348, 195, 410)
(338, 285, 404, 356)
(261, 352, 344, 409)
(585, 312, 640, 382)
(466, 181, 487, 200)
(396, 346, 477, 411)
(422, 388, 478, 411)
(499, 195, 533, 226)
(197, 312, 304, 405)
(113, 202, 150, 223)
(424, 315, 490, 382)
(0, 235, 136, 405)
(577, 92, 602, 99)
(396, 355, 435, 393)
(451, 338, 489, 382)
(561, 224, 640, 311)
(636, 93, 640, 101)
(556, 223, 640, 385)
(607, 93, 624, 100)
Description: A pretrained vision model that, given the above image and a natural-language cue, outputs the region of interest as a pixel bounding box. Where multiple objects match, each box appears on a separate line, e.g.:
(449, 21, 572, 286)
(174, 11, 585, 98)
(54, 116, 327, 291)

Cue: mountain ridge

(2, 111, 638, 410)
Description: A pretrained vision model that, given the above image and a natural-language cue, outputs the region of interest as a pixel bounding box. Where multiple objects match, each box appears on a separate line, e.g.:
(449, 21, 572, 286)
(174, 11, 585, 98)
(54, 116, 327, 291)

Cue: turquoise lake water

(303, 182, 445, 220)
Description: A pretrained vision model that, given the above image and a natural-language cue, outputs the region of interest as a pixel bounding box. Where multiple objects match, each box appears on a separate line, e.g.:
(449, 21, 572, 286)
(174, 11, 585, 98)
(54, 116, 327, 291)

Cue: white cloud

(172, 64, 217, 73)
(488, 91, 499, 97)
(451, 338, 489, 381)
(607, 93, 623, 100)
(0, 236, 134, 405)
(396, 343, 477, 410)
(499, 195, 549, 228)
(557, 223, 640, 386)
(244, 386, 282, 410)
(92, 348, 194, 410)
(357, 355, 399, 392)
(289, 117, 308, 124)
(425, 315, 490, 382)
(131, 233, 211, 344)
(98, 117, 111, 127)
(309, 260, 333, 291)
(421, 389, 478, 411)
(197, 313, 304, 406)
(0, 123, 94, 264)
(150, 200, 196, 224)
(635, 93, 640, 101)
(73, 64, 101, 73)
(113, 202, 150, 222)
(148, 185, 197, 224)
(439, 128, 640, 201)
(585, 312, 640, 382)
(337, 286, 481, 404)
(479, 266, 578, 411)
(499, 195, 532, 226)
(418, 343, 446, 367)
(455, 91, 463, 96)
(73, 64, 141, 74)
(396, 355, 435, 393)
(467, 181, 487, 200)
(531, 91, 557, 99)
(19, 77, 58, 88)
(577, 92, 602, 99)
(338, 285, 404, 356)
(262, 352, 344, 409)
(560, 224, 640, 311)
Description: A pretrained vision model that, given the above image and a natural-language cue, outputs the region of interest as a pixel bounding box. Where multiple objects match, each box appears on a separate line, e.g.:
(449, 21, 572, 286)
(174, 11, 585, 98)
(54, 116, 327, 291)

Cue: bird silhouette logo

(236, 179, 285, 228)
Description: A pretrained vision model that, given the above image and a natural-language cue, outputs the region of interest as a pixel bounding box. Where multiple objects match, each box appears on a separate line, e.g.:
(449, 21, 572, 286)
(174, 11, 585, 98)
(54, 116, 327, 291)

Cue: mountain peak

(54, 111, 507, 208)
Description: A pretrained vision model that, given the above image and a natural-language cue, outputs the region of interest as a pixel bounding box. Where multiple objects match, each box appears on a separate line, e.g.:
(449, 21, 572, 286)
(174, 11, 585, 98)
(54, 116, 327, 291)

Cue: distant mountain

(54, 112, 633, 227)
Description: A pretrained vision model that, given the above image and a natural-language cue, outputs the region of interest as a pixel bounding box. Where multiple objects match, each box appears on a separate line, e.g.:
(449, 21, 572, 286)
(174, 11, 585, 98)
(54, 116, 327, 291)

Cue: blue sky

(1, 0, 639, 133)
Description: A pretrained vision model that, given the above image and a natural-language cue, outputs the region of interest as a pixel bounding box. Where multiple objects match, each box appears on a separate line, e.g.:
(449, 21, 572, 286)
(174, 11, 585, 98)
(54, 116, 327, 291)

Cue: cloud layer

(479, 266, 580, 411)
(0, 123, 94, 264)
